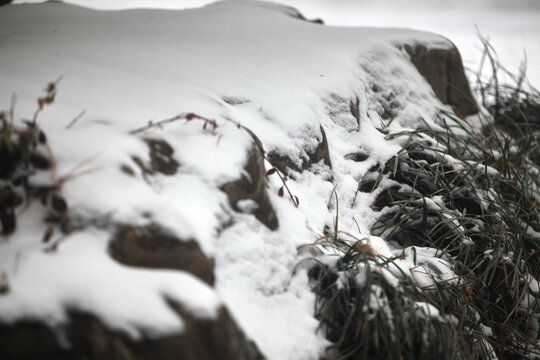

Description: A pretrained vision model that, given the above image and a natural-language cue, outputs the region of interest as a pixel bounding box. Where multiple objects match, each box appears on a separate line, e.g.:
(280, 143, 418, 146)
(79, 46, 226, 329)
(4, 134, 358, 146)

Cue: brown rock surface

(222, 137, 279, 230)
(129, 138, 179, 179)
(268, 125, 332, 175)
(403, 43, 478, 118)
(0, 304, 262, 360)
(109, 224, 215, 285)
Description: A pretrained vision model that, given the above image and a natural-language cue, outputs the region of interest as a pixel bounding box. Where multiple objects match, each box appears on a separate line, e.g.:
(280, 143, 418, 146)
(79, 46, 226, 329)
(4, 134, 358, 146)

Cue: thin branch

(66, 109, 86, 129)
(129, 112, 217, 135)
(130, 111, 300, 207)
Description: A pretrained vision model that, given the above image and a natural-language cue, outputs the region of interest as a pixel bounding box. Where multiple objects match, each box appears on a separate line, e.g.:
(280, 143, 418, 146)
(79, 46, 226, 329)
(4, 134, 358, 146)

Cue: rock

(0, 211, 265, 359)
(344, 152, 369, 162)
(143, 138, 179, 176)
(0, 304, 262, 360)
(109, 224, 215, 286)
(403, 43, 478, 118)
(268, 125, 332, 175)
(129, 138, 179, 178)
(285, 5, 324, 24)
(311, 126, 332, 168)
(349, 96, 361, 125)
(2, 222, 261, 359)
(222, 137, 279, 230)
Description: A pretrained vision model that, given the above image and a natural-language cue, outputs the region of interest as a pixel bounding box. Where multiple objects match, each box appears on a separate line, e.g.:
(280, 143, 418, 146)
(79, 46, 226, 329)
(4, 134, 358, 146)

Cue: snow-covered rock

(0, 1, 478, 359)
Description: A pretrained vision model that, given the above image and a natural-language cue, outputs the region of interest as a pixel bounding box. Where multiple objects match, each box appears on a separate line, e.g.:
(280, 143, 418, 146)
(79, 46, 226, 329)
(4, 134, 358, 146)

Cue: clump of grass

(375, 44, 540, 357)
(0, 80, 70, 241)
(305, 40, 540, 359)
(475, 34, 540, 134)
(371, 118, 540, 357)
(302, 232, 492, 360)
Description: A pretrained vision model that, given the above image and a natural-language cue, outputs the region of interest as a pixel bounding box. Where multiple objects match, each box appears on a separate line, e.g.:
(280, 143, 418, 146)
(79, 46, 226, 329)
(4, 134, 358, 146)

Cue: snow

(12, 0, 540, 89)
(415, 301, 441, 318)
(0, 204, 220, 339)
(215, 216, 329, 359)
(278, 0, 540, 88)
(0, 1, 499, 359)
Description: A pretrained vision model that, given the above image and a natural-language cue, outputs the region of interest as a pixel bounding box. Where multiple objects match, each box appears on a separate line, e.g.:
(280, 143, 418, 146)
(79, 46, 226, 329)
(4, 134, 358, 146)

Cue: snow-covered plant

(305, 41, 540, 360)
(304, 232, 490, 360)
(0, 81, 70, 243)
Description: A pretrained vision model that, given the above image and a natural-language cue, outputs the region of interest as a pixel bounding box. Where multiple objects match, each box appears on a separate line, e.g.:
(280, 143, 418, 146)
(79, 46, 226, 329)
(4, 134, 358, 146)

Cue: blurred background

(285, 0, 540, 90)
(11, 0, 540, 88)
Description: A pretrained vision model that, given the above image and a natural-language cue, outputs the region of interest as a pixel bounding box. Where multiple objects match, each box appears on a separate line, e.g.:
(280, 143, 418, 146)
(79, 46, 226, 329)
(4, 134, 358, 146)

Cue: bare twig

(129, 112, 217, 135)
(66, 109, 86, 129)
(130, 111, 300, 207)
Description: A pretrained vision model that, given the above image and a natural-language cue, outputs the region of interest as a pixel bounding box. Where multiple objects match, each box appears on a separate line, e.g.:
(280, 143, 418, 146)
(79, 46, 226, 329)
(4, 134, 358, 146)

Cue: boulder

(0, 304, 262, 360)
(403, 43, 478, 118)
(0, 222, 261, 359)
(109, 224, 215, 286)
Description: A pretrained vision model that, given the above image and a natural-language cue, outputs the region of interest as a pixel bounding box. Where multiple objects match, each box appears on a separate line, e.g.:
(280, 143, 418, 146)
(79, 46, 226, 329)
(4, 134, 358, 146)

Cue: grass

(305, 40, 540, 359)
(0, 80, 74, 249)
(304, 235, 488, 360)
(1, 82, 56, 235)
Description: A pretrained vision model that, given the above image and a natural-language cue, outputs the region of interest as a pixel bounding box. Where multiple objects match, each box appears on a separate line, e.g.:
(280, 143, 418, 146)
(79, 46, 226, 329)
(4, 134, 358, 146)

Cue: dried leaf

(266, 168, 276, 176)
(278, 186, 284, 197)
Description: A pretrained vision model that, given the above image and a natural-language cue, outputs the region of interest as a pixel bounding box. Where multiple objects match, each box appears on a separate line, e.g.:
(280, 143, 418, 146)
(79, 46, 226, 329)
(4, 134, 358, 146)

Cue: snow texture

(0, 1, 470, 358)
(13, 0, 540, 88)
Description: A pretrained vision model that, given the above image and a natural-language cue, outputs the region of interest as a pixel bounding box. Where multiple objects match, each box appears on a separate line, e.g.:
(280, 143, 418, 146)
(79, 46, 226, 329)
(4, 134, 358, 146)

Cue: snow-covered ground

(13, 0, 540, 88)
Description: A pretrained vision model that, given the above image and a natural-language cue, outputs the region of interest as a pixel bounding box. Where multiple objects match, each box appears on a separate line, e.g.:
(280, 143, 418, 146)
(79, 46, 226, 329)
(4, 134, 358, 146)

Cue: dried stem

(129, 112, 217, 135)
(130, 111, 300, 207)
